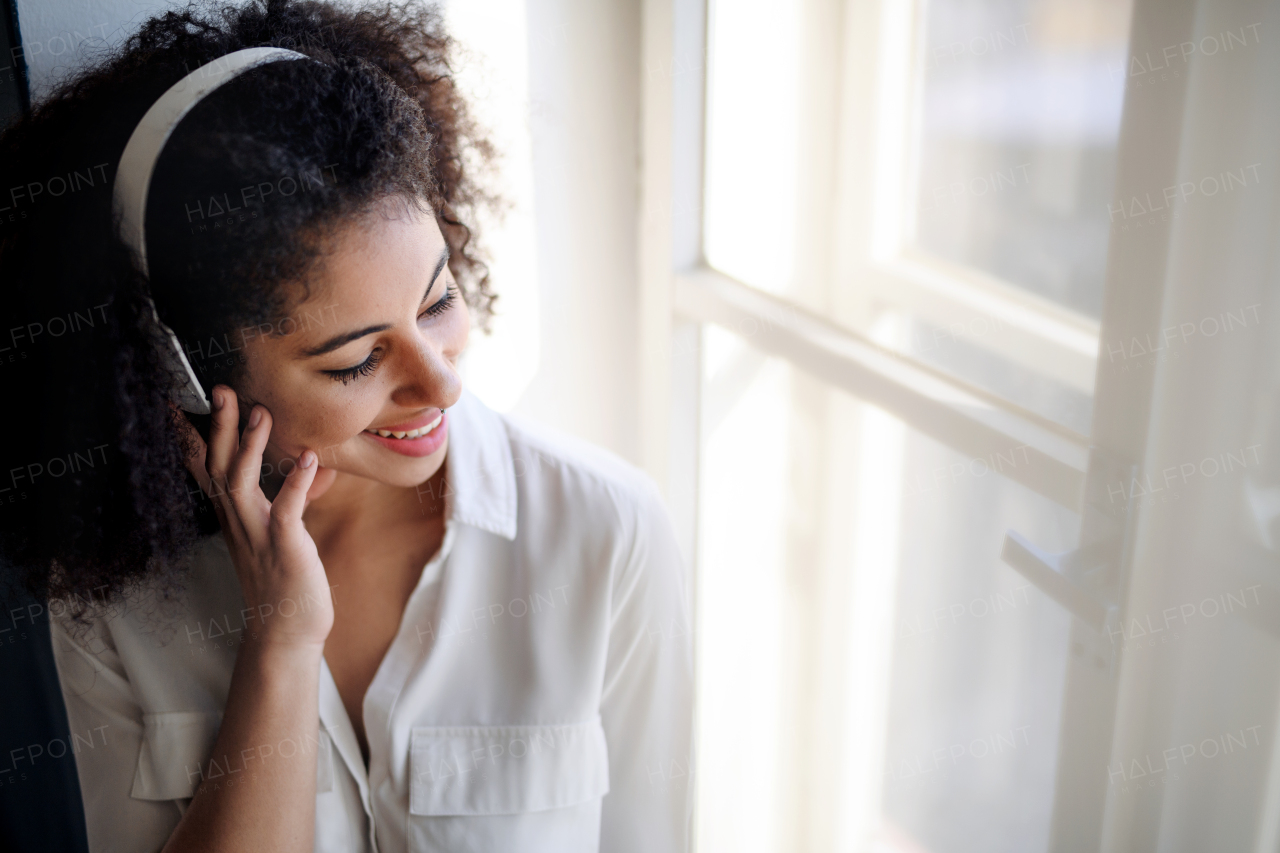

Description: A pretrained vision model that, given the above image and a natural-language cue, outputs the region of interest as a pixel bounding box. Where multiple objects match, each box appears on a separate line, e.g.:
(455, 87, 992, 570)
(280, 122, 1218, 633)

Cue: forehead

(302, 203, 447, 308)
(244, 202, 450, 354)
(315, 200, 447, 292)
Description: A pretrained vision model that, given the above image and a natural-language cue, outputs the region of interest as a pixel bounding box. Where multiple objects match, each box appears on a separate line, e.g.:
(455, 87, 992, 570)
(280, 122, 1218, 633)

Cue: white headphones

(113, 47, 309, 414)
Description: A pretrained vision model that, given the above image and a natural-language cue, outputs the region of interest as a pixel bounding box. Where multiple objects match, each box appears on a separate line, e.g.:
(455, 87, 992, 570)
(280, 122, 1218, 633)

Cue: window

(640, 0, 1280, 850)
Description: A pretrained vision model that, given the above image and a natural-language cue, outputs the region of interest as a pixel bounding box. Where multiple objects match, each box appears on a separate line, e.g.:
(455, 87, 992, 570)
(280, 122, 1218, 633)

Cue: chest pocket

(408, 717, 609, 852)
(130, 711, 335, 800)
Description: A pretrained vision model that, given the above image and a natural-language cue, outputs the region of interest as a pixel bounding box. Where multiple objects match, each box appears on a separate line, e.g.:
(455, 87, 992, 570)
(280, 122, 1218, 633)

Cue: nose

(390, 333, 462, 411)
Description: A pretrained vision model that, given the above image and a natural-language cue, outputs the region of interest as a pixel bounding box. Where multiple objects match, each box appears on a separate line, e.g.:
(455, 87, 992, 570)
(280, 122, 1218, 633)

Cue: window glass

(695, 323, 1079, 852)
(911, 0, 1132, 318)
(875, 423, 1075, 852)
(703, 0, 1131, 434)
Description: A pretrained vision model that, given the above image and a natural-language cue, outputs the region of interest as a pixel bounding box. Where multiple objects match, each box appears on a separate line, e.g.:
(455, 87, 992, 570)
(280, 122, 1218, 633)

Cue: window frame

(640, 0, 1094, 518)
(638, 0, 1187, 849)
(860, 0, 1103, 395)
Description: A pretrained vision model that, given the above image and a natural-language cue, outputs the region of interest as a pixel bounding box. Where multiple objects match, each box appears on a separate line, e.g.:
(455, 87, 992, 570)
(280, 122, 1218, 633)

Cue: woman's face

(237, 199, 469, 489)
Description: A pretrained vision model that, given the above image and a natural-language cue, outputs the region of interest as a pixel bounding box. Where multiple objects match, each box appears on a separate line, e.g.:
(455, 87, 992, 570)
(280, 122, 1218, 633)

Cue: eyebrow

(301, 246, 451, 358)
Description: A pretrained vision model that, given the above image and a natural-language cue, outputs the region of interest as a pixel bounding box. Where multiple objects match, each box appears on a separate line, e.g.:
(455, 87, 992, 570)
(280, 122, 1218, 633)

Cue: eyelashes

(423, 285, 457, 318)
(323, 285, 458, 385)
(325, 349, 384, 385)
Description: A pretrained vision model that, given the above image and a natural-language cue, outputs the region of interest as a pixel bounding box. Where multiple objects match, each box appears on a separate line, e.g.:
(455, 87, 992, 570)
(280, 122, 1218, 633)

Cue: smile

(364, 412, 443, 440)
(361, 410, 449, 458)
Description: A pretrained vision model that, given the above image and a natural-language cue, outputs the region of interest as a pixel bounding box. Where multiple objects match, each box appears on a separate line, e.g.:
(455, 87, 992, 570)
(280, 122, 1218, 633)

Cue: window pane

(702, 0, 1122, 434)
(695, 323, 1079, 852)
(911, 0, 1132, 318)
(695, 326, 793, 853)
(703, 0, 803, 297)
(876, 425, 1075, 852)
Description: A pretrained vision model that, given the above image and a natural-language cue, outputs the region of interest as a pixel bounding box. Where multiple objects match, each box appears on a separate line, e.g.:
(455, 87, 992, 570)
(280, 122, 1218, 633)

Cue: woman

(0, 2, 692, 851)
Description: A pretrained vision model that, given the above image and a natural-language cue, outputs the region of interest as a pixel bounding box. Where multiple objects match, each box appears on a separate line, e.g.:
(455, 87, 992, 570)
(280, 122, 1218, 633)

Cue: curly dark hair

(0, 0, 496, 605)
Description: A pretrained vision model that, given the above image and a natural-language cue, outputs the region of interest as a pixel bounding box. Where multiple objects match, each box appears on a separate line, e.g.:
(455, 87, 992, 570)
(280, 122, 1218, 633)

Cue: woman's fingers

(269, 450, 319, 538)
(174, 390, 323, 597)
(169, 399, 243, 540)
(226, 405, 273, 530)
(204, 386, 242, 494)
(306, 466, 339, 507)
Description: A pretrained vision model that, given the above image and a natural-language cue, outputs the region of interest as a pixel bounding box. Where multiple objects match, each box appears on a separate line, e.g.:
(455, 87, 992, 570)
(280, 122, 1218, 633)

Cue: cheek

(240, 345, 376, 450)
(260, 378, 381, 454)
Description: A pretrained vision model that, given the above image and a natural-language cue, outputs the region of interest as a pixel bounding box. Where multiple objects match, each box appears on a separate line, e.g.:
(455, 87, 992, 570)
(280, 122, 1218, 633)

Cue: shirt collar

(442, 388, 518, 540)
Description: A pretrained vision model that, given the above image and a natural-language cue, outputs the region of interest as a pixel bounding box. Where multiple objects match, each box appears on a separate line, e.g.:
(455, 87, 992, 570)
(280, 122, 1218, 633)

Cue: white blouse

(50, 389, 693, 853)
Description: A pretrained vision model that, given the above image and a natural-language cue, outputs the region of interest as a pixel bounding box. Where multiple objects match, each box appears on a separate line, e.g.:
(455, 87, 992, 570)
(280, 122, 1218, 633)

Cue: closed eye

(323, 349, 383, 384)
(421, 284, 457, 319)
(323, 286, 455, 384)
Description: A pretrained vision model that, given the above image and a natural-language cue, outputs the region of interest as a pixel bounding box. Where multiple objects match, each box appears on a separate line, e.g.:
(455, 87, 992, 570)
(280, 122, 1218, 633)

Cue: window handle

(1001, 447, 1137, 629)
(1000, 531, 1116, 628)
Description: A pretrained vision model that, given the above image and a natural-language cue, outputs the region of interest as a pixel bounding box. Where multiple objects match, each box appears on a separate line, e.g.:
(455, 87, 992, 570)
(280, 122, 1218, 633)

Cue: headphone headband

(114, 47, 309, 414)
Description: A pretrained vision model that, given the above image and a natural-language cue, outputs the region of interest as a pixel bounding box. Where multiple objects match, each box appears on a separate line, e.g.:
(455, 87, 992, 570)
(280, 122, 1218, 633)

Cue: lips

(362, 409, 448, 458)
(365, 411, 442, 440)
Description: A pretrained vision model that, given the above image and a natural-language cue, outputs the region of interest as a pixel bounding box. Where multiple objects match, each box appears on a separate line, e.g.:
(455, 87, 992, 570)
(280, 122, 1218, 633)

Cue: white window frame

(639, 0, 1194, 849)
(639, 0, 1095, 526)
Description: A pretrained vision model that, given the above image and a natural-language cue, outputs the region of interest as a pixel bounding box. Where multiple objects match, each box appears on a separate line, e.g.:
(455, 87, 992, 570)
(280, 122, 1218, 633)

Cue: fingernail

(298, 451, 315, 469)
(248, 408, 263, 429)
(211, 389, 223, 411)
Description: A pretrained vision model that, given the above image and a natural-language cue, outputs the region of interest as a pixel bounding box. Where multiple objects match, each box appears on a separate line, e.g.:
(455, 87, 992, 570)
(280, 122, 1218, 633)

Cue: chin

(352, 441, 448, 489)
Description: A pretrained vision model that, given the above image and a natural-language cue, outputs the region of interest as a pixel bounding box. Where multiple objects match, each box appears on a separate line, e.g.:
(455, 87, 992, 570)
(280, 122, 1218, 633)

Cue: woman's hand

(175, 385, 334, 650)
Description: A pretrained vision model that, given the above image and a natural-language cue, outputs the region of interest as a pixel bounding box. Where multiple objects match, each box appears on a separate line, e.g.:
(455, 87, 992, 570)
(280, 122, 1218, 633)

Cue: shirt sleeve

(49, 615, 181, 853)
(598, 482, 695, 853)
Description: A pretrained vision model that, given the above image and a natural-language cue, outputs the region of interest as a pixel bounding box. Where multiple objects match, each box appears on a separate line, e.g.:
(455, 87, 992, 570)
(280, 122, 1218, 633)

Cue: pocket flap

(410, 717, 610, 816)
(131, 711, 223, 800)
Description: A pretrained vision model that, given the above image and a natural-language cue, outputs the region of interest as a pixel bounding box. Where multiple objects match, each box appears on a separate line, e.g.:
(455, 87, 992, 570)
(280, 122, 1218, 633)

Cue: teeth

(367, 413, 443, 440)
